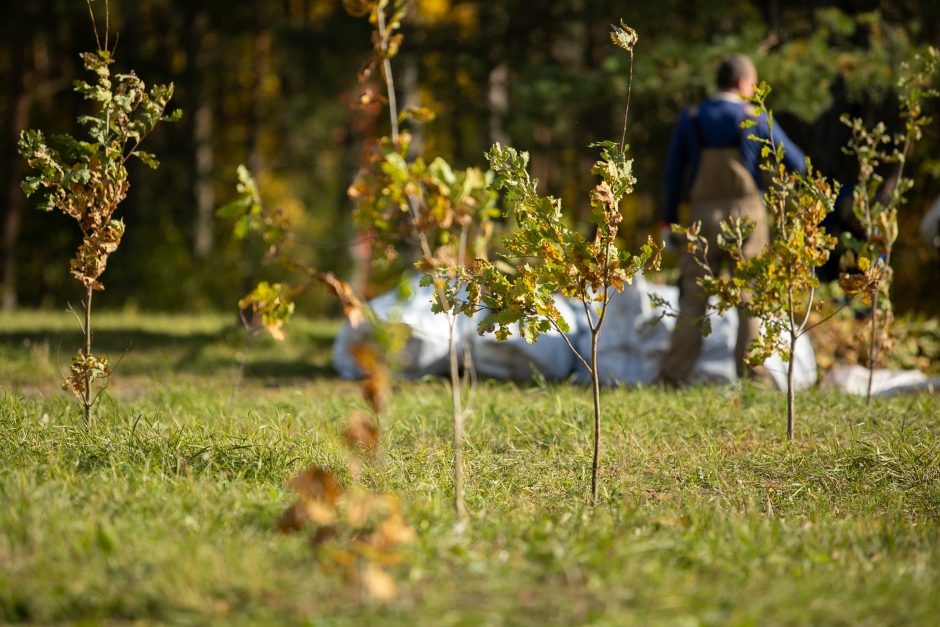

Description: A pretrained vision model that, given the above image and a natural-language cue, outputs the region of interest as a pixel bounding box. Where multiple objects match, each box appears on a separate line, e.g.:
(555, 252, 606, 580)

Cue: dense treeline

(1, 0, 938, 315)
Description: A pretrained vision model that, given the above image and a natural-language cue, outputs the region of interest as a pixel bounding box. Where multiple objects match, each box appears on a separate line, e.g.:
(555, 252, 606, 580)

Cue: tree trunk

(487, 63, 509, 147)
(2, 8, 31, 311)
(248, 12, 271, 177)
(192, 10, 215, 258)
(240, 15, 271, 303)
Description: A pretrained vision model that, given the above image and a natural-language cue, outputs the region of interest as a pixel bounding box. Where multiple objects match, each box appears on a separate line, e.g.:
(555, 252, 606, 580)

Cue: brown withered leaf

(610, 20, 639, 52)
(838, 270, 876, 297)
(299, 498, 338, 526)
(592, 180, 615, 209)
(289, 466, 344, 504)
(318, 272, 366, 329)
(309, 526, 338, 547)
(344, 410, 381, 451)
(343, 492, 382, 528)
(350, 342, 390, 414)
(358, 58, 377, 83)
(373, 511, 416, 548)
(362, 377, 389, 416)
(278, 466, 345, 533)
(276, 502, 308, 533)
(362, 563, 397, 602)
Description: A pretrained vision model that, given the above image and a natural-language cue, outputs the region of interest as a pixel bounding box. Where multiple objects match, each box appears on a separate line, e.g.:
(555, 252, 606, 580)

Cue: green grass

(1, 310, 939, 625)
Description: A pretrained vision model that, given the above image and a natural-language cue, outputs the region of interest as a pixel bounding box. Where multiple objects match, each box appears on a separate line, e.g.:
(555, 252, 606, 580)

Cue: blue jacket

(662, 93, 807, 224)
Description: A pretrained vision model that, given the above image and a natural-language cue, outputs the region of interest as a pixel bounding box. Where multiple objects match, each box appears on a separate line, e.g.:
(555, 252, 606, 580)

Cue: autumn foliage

(18, 33, 179, 424)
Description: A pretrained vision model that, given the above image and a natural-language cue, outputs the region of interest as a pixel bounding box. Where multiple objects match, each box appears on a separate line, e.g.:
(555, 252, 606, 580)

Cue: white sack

(572, 276, 816, 390)
(821, 365, 933, 396)
(332, 275, 466, 379)
(469, 294, 580, 382)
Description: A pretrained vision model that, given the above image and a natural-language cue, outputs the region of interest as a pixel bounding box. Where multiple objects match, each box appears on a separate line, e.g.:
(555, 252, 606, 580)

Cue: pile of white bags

(570, 276, 816, 391)
(332, 275, 578, 382)
(821, 365, 940, 396)
(469, 294, 581, 382)
(332, 277, 461, 379)
(332, 274, 818, 392)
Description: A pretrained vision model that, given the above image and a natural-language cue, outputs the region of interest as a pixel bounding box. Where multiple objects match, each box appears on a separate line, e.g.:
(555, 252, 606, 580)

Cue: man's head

(717, 54, 757, 98)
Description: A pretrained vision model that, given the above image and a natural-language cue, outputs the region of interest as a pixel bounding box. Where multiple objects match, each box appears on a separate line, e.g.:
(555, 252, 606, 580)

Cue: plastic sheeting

(331, 273, 818, 391)
(570, 276, 816, 391)
(332, 276, 464, 379)
(332, 275, 578, 382)
(470, 294, 580, 382)
(821, 365, 939, 396)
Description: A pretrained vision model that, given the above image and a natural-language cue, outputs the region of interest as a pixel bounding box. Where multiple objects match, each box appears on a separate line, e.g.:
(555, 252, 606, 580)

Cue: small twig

(795, 286, 815, 337)
(549, 317, 591, 373)
(66, 301, 86, 336)
(375, 4, 399, 142)
(104, 0, 110, 50)
(620, 49, 633, 152)
(578, 286, 597, 332)
(89, 339, 131, 408)
(800, 300, 851, 335)
(85, 0, 102, 51)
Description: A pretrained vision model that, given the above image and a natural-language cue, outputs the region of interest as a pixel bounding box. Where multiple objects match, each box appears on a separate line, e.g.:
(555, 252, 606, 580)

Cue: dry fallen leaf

(362, 563, 397, 602)
(344, 410, 381, 451)
(350, 343, 390, 414)
(374, 511, 416, 548)
(289, 466, 344, 504)
(276, 502, 308, 533)
(278, 466, 345, 533)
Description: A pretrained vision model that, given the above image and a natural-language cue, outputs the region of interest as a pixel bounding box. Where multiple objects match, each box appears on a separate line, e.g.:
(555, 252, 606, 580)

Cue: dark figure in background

(818, 183, 865, 283)
(658, 54, 807, 385)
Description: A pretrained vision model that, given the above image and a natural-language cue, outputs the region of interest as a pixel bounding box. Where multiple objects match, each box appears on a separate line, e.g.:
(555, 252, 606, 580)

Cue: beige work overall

(660, 146, 768, 383)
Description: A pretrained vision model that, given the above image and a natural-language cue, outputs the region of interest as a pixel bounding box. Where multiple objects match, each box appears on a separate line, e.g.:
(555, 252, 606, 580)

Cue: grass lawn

(1, 310, 939, 625)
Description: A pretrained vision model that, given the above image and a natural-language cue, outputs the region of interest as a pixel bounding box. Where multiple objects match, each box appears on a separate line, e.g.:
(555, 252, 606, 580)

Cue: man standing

(658, 54, 807, 385)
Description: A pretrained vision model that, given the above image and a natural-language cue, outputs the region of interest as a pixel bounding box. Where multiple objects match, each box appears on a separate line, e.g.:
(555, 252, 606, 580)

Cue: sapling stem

(83, 285, 94, 426)
(590, 330, 601, 504)
(376, 5, 399, 142)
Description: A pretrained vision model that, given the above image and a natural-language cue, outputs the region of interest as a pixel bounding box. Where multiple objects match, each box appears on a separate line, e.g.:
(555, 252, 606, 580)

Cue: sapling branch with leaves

(221, 1, 491, 521)
(455, 22, 661, 505)
(218, 165, 375, 344)
(837, 46, 939, 405)
(18, 2, 180, 425)
(344, 0, 500, 520)
(675, 82, 838, 441)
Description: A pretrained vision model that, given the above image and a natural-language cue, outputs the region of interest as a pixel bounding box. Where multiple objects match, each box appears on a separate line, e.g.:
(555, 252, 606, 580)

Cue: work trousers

(660, 147, 768, 383)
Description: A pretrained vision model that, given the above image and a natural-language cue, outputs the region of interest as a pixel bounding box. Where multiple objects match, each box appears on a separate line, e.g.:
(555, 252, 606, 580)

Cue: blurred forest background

(2, 0, 939, 317)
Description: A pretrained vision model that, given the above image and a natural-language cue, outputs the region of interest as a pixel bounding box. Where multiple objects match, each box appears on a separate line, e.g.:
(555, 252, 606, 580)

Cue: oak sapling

(837, 46, 939, 404)
(676, 82, 838, 441)
(456, 22, 661, 505)
(344, 0, 498, 520)
(18, 4, 180, 425)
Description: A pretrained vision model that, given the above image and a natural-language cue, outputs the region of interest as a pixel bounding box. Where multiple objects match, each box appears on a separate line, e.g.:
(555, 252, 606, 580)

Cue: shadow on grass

(0, 324, 339, 382)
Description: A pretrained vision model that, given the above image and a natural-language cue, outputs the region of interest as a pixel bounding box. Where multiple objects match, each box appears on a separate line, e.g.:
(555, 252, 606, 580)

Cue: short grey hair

(717, 54, 756, 90)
